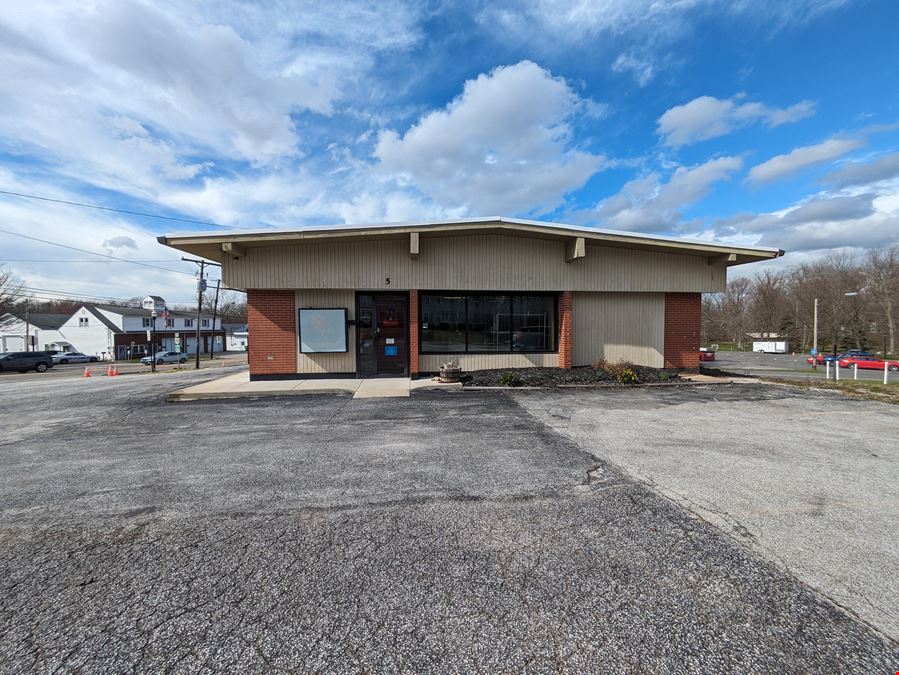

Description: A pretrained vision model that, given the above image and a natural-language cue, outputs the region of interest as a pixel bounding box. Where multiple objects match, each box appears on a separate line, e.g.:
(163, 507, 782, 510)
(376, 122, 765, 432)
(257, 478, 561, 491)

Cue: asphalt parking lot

(0, 371, 896, 672)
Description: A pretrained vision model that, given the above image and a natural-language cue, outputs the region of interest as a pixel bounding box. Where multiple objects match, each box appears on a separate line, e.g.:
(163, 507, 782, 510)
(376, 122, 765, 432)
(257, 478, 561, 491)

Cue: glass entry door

(357, 294, 408, 377)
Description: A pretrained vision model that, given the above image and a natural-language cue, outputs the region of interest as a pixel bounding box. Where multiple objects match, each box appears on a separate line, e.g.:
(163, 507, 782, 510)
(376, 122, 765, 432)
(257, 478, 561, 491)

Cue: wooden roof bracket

(222, 242, 246, 258)
(566, 236, 585, 263)
(708, 253, 737, 266)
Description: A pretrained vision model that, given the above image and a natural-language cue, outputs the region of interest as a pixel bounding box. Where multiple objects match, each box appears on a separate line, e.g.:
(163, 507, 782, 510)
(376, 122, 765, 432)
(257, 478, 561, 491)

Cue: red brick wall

(409, 290, 419, 375)
(247, 290, 297, 376)
(559, 291, 573, 369)
(664, 292, 701, 369)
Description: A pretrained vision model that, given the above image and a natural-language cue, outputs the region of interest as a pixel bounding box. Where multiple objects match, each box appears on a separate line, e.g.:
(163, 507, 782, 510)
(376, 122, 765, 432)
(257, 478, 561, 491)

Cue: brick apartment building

(159, 217, 782, 380)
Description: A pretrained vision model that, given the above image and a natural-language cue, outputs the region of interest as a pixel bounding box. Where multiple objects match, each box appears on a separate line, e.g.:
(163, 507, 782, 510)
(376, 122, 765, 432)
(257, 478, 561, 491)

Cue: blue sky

(1, 0, 898, 303)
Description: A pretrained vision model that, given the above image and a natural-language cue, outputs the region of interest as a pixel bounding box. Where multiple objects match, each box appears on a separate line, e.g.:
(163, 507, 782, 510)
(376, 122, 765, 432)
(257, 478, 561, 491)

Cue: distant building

(59, 304, 224, 360)
(222, 323, 248, 351)
(0, 312, 72, 352)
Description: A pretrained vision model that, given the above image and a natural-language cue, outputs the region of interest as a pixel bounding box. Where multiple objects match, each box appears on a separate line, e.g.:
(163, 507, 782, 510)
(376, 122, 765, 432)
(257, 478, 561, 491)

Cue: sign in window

(298, 308, 348, 353)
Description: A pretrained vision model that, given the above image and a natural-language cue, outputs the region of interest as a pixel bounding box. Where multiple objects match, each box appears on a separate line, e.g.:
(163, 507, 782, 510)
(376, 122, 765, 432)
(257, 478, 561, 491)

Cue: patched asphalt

(0, 372, 897, 672)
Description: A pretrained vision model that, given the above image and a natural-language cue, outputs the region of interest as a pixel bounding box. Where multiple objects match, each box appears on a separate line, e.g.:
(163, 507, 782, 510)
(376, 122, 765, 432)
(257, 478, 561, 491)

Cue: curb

(462, 378, 749, 391)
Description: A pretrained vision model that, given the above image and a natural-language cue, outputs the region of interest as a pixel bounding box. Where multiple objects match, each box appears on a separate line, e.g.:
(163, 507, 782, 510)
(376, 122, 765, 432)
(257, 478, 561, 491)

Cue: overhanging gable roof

(0, 312, 70, 330)
(157, 216, 784, 266)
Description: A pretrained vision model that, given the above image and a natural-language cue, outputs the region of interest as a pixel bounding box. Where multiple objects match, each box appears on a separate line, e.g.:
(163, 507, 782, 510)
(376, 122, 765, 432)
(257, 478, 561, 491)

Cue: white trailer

(753, 340, 788, 354)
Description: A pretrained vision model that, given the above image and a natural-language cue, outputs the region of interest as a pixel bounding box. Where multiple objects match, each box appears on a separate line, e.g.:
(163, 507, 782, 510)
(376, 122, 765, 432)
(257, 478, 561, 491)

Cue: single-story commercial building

(159, 217, 782, 380)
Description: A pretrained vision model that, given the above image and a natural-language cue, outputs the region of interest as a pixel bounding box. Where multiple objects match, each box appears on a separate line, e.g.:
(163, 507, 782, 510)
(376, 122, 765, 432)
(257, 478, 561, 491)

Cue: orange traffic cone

(84, 367, 91, 378)
(112, 364, 119, 376)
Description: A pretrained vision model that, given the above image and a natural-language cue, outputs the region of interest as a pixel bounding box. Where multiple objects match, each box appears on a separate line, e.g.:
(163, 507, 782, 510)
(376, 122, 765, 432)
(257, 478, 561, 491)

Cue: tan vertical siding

(572, 292, 665, 368)
(224, 234, 726, 293)
(294, 290, 356, 374)
(419, 353, 558, 372)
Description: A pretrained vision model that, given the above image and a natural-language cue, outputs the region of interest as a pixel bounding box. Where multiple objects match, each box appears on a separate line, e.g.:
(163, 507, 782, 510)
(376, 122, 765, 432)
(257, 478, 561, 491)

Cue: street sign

(810, 348, 818, 355)
(146, 329, 151, 341)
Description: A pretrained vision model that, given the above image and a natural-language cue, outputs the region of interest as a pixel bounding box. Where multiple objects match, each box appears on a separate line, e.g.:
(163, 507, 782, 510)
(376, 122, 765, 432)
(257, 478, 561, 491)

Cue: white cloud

(0, 176, 201, 304)
(479, 1, 851, 52)
(0, 0, 430, 205)
(703, 175, 899, 254)
(373, 61, 606, 215)
(594, 156, 743, 232)
(822, 151, 899, 188)
(103, 236, 139, 251)
(748, 138, 864, 183)
(612, 50, 655, 87)
(657, 95, 815, 146)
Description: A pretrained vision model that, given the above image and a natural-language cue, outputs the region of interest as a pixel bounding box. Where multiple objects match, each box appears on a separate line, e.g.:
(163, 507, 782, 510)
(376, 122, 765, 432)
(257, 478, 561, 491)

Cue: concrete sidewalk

(167, 370, 461, 401)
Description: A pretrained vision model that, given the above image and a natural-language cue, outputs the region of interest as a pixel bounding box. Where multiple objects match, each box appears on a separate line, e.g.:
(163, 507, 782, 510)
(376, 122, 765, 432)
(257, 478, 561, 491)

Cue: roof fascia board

(158, 217, 783, 261)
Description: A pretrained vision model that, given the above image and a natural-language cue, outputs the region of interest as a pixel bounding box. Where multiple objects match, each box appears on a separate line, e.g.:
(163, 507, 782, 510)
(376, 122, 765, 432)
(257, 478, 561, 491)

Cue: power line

(6, 286, 201, 307)
(0, 188, 250, 230)
(0, 258, 188, 263)
(0, 227, 198, 277)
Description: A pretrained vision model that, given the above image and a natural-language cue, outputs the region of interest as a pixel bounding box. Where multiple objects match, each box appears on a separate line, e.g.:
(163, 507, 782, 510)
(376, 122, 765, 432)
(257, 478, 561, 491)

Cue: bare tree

(701, 249, 895, 354)
(748, 270, 789, 339)
(866, 245, 899, 355)
(0, 264, 24, 316)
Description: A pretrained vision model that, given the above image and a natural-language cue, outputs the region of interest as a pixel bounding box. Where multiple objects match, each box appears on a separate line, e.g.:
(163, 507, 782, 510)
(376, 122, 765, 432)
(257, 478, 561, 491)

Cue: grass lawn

(764, 377, 899, 405)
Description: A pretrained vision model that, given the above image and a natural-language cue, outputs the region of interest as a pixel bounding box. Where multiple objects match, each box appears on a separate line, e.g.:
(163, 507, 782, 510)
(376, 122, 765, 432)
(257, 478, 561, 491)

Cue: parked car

(838, 355, 899, 371)
(52, 351, 99, 364)
(0, 351, 55, 373)
(806, 350, 874, 365)
(141, 351, 188, 365)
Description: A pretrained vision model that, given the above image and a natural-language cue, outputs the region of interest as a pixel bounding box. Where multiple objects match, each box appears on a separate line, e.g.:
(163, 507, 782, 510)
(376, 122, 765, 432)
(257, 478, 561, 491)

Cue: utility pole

(812, 298, 818, 370)
(182, 257, 221, 370)
(24, 298, 30, 352)
(209, 279, 221, 360)
(150, 310, 157, 373)
(194, 260, 205, 370)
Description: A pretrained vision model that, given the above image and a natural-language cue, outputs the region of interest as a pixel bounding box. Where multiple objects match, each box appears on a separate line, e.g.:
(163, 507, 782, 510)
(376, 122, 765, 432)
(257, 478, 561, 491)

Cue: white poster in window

(299, 308, 348, 353)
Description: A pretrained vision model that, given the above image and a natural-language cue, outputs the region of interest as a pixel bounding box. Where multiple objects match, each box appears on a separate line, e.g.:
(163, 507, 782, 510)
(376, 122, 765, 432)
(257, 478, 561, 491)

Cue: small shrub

(659, 371, 669, 381)
(592, 358, 611, 372)
(616, 367, 639, 384)
(499, 371, 522, 387)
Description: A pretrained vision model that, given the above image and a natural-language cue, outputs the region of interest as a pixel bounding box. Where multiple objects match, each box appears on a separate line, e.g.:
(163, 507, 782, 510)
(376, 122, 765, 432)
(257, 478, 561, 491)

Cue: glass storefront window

(467, 295, 511, 352)
(420, 293, 557, 354)
(421, 295, 467, 352)
(512, 295, 556, 352)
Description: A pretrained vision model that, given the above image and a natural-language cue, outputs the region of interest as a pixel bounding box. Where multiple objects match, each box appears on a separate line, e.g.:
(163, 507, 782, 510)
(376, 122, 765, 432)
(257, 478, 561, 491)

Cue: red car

(838, 355, 899, 371)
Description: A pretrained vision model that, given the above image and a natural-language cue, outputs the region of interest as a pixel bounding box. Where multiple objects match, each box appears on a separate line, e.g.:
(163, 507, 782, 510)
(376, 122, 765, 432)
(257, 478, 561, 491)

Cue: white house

(0, 312, 72, 352)
(223, 323, 248, 351)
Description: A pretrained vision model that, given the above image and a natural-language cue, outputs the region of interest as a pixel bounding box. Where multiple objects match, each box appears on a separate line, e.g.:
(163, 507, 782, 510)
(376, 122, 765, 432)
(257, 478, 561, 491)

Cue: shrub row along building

(159, 217, 782, 380)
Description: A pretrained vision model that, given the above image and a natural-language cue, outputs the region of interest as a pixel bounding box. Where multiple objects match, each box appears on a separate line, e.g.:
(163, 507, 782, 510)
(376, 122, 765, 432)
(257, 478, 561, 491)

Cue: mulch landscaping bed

(463, 365, 680, 388)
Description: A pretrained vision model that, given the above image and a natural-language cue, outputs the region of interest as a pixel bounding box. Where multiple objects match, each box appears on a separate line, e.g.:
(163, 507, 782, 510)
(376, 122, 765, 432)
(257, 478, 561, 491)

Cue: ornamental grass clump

(499, 371, 522, 387)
